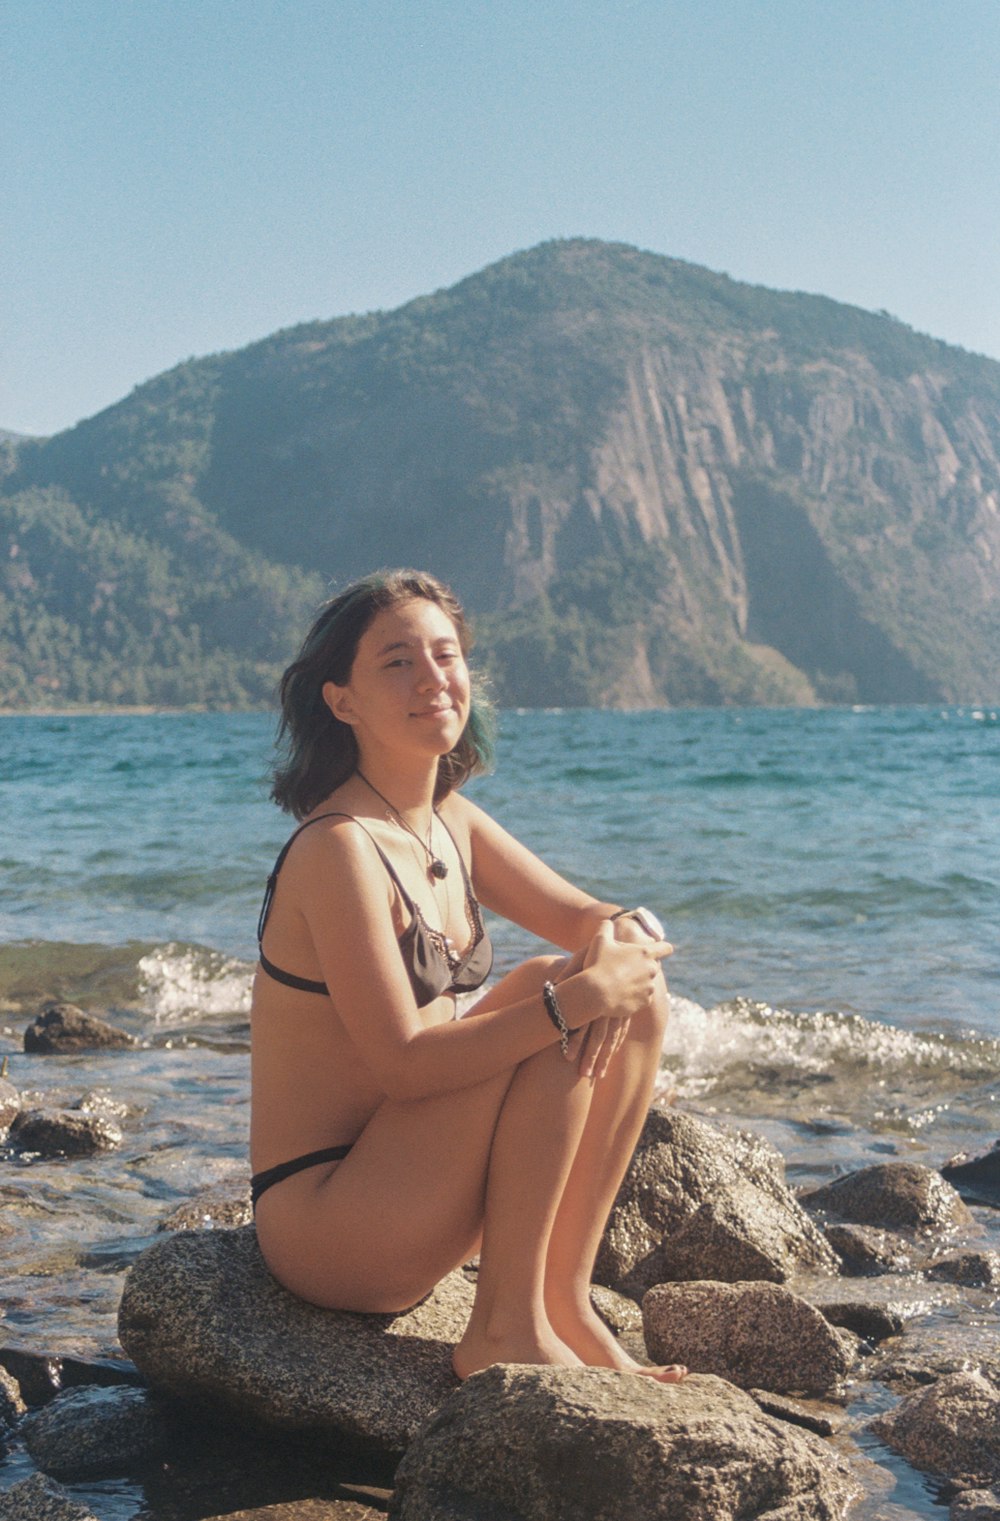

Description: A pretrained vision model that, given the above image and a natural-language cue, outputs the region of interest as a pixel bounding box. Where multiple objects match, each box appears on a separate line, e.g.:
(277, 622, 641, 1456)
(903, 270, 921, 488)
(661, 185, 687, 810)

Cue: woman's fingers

(578, 1016, 609, 1076)
(596, 1016, 630, 1078)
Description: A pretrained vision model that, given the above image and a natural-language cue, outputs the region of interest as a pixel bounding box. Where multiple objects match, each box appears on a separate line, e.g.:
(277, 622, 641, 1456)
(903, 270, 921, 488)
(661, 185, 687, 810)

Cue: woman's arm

(448, 794, 627, 950)
(287, 819, 666, 1103)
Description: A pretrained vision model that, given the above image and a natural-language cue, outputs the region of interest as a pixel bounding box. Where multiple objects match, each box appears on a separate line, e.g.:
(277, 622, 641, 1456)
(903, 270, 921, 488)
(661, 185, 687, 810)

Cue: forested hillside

(3, 239, 999, 707)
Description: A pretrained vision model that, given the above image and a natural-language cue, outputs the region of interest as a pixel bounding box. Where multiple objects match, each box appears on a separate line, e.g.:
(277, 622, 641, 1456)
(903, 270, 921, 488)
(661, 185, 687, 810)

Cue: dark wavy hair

(271, 569, 495, 818)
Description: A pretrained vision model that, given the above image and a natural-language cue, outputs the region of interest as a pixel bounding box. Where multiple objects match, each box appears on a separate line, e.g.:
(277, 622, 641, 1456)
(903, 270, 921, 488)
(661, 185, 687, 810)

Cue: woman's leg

(449, 1013, 596, 1375)
(540, 970, 686, 1380)
(254, 956, 589, 1336)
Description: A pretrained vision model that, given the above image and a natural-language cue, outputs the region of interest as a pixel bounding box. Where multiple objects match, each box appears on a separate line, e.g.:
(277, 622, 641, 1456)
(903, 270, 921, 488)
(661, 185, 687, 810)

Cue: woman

(251, 568, 684, 1381)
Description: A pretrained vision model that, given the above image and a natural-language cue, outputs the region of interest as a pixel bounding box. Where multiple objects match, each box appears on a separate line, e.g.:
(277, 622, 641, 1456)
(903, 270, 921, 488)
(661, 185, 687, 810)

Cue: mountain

(2, 238, 999, 708)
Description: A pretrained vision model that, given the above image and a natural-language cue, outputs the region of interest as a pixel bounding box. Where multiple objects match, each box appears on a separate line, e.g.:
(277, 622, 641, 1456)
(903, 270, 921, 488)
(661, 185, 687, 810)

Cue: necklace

(355, 769, 449, 880)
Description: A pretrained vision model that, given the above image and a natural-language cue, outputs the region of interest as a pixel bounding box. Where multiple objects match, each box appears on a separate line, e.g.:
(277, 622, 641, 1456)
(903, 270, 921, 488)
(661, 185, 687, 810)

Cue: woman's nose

(416, 657, 447, 690)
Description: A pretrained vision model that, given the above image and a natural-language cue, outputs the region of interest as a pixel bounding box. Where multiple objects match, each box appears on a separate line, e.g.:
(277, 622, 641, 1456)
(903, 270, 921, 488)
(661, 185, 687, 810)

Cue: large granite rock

(595, 1107, 837, 1295)
(800, 1162, 974, 1235)
(389, 1365, 858, 1521)
(118, 1226, 474, 1454)
(642, 1281, 853, 1397)
(871, 1371, 1000, 1487)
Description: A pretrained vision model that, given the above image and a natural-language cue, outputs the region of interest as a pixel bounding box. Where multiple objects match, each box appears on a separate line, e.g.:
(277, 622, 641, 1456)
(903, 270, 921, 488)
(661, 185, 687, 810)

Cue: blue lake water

(1, 704, 999, 1519)
(1, 703, 997, 1034)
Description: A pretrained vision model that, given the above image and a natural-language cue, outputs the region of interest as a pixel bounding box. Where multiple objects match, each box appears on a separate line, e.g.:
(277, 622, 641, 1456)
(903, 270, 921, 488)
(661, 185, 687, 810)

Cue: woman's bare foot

(452, 1316, 583, 1380)
(549, 1297, 687, 1383)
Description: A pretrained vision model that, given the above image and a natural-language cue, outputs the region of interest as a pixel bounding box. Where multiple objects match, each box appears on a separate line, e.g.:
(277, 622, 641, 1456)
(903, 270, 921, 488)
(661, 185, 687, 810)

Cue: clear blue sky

(3, 0, 999, 437)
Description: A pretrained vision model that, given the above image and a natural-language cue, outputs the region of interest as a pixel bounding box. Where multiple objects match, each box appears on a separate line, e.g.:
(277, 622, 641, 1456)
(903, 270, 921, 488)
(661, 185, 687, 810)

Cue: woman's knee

(631, 969, 670, 1044)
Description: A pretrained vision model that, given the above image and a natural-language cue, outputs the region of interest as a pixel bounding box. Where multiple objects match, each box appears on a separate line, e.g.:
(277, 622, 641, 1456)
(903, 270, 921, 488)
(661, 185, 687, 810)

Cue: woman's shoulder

(280, 806, 384, 878)
(439, 789, 491, 837)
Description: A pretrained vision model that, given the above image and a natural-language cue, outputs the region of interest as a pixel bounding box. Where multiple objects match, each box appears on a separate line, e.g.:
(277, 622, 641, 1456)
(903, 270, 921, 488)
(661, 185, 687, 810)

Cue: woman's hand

(562, 919, 672, 1077)
(582, 917, 672, 1014)
(568, 1014, 630, 1081)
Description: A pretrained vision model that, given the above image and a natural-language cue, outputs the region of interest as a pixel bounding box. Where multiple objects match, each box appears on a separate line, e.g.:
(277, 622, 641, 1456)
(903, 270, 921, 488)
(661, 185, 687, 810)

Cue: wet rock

(21, 1384, 172, 1480)
(0, 1365, 25, 1429)
(951, 1490, 1000, 1519)
(389, 1365, 858, 1521)
(0, 1471, 101, 1520)
(0, 1077, 19, 1139)
(800, 1162, 974, 1235)
(0, 1345, 142, 1405)
(158, 1180, 253, 1232)
(871, 1370, 1000, 1487)
(119, 1225, 474, 1454)
(746, 1389, 841, 1437)
(943, 1141, 1000, 1208)
(9, 1107, 122, 1157)
(72, 1091, 130, 1121)
(23, 1002, 137, 1053)
(871, 1349, 1000, 1394)
(596, 1107, 837, 1296)
(642, 1281, 853, 1396)
(813, 1300, 904, 1344)
(824, 1221, 916, 1275)
(927, 1252, 1000, 1288)
(0, 1346, 64, 1405)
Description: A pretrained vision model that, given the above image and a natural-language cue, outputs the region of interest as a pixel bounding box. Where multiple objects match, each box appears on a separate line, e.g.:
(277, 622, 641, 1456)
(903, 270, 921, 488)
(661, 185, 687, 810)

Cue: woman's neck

(352, 752, 438, 824)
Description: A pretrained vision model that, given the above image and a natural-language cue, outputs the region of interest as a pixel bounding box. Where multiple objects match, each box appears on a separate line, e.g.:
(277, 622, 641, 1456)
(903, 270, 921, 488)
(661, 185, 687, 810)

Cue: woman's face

(322, 597, 471, 762)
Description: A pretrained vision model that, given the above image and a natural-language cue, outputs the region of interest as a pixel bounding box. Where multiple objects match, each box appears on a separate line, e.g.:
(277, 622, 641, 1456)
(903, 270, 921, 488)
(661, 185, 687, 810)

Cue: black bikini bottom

(250, 1143, 353, 1210)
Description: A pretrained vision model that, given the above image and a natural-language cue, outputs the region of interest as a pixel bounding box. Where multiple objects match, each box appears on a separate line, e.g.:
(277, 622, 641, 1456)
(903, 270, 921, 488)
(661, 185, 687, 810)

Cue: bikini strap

(257, 811, 415, 948)
(435, 812, 478, 907)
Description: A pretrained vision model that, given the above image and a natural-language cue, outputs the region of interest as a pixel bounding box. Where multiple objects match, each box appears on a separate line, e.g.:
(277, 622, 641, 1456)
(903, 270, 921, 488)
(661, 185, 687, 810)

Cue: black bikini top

(257, 810, 494, 1009)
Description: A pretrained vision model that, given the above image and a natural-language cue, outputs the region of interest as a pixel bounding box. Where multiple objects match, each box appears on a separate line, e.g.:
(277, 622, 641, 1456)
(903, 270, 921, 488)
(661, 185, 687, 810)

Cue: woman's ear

(322, 680, 356, 726)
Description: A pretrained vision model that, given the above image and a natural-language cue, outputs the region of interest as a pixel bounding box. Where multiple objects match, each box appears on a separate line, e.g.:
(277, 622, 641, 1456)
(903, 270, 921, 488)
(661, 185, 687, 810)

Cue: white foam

(660, 990, 998, 1099)
(138, 943, 254, 1023)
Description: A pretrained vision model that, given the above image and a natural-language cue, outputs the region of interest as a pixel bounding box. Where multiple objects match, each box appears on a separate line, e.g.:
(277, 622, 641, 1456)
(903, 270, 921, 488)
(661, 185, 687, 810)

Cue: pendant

(430, 858, 449, 880)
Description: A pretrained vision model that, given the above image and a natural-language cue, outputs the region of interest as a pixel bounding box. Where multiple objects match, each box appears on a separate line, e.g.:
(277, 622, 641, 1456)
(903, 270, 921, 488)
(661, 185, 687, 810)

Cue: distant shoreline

(0, 705, 263, 717)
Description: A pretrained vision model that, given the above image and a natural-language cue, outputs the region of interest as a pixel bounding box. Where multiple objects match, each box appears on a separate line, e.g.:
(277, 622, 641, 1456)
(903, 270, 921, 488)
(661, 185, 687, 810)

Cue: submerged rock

(800, 1162, 974, 1235)
(23, 1002, 137, 1053)
(389, 1365, 858, 1521)
(21, 1384, 171, 1480)
(871, 1370, 1000, 1487)
(642, 1281, 853, 1396)
(119, 1225, 473, 1454)
(596, 1107, 837, 1295)
(9, 1107, 122, 1157)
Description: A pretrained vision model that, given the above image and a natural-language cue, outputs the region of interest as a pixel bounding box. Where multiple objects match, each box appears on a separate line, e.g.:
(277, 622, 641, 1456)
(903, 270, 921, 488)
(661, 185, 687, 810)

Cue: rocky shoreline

(2, 1003, 1000, 1519)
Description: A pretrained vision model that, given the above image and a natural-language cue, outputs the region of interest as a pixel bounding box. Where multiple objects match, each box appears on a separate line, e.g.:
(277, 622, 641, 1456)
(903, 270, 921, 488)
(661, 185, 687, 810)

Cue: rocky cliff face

(3, 239, 999, 707)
